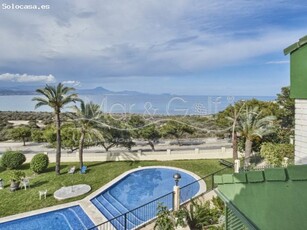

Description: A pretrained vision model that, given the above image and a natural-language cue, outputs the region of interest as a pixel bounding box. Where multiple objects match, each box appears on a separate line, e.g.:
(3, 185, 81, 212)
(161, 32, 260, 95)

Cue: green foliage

(154, 197, 225, 230)
(127, 115, 146, 138)
(215, 99, 279, 129)
(61, 125, 80, 151)
(236, 106, 276, 164)
(139, 124, 161, 141)
(9, 126, 32, 146)
(43, 125, 57, 147)
(260, 143, 294, 166)
(0, 111, 53, 122)
(8, 170, 26, 182)
(31, 129, 47, 143)
(128, 115, 161, 150)
(0, 150, 26, 169)
(160, 120, 194, 145)
(276, 86, 295, 129)
(30, 153, 49, 174)
(154, 203, 186, 230)
(98, 115, 135, 151)
(0, 120, 13, 141)
(183, 199, 222, 230)
(154, 204, 176, 230)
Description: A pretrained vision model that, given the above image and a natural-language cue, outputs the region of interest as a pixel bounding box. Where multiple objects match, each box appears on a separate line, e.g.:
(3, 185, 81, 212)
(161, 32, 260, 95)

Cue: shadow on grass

(44, 165, 69, 173)
(31, 180, 49, 188)
(127, 160, 140, 166)
(86, 162, 109, 168)
(19, 163, 31, 170)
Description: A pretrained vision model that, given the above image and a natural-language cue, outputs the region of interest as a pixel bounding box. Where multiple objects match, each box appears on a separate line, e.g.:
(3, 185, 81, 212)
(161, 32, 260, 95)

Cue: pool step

(93, 195, 145, 229)
(96, 196, 121, 217)
(92, 198, 124, 229)
(93, 197, 141, 229)
(102, 193, 146, 224)
(105, 191, 129, 212)
(57, 206, 96, 230)
(68, 208, 87, 229)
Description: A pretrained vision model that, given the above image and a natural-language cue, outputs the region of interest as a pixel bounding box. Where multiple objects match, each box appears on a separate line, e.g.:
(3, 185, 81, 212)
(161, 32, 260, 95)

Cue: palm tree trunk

(245, 138, 253, 166)
(148, 141, 155, 151)
(232, 131, 238, 160)
(79, 131, 85, 168)
(55, 111, 61, 175)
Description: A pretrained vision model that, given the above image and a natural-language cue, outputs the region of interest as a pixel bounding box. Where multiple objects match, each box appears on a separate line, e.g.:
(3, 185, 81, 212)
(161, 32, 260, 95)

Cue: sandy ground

(8, 120, 45, 128)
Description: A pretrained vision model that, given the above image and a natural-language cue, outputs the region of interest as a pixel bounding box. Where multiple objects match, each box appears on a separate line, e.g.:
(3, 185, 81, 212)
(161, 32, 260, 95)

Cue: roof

(215, 165, 307, 230)
(284, 35, 307, 55)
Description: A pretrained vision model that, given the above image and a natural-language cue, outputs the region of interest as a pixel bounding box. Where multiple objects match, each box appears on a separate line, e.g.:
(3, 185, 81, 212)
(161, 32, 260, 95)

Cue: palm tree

(237, 106, 276, 165)
(32, 83, 80, 174)
(70, 101, 103, 168)
(227, 102, 246, 160)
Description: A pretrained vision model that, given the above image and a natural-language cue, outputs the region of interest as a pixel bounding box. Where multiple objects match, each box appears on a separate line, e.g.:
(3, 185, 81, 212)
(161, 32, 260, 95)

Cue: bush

(0, 150, 26, 169)
(9, 170, 26, 182)
(260, 143, 294, 166)
(31, 129, 47, 143)
(30, 153, 49, 173)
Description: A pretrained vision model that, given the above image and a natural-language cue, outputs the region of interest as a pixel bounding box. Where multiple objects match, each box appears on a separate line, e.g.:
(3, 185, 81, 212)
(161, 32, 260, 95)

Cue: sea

(0, 94, 276, 116)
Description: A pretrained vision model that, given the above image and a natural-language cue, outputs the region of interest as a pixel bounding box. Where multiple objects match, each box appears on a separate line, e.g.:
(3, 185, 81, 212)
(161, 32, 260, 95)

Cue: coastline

(0, 94, 276, 115)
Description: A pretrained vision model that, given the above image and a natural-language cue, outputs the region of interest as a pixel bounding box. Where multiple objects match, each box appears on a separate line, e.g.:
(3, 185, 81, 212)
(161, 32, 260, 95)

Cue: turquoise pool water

(0, 206, 95, 230)
(91, 167, 200, 229)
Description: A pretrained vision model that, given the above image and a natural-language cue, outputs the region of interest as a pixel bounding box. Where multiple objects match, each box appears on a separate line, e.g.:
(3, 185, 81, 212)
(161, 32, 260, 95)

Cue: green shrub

(9, 170, 26, 182)
(30, 153, 49, 173)
(31, 129, 47, 143)
(260, 143, 294, 166)
(0, 150, 26, 169)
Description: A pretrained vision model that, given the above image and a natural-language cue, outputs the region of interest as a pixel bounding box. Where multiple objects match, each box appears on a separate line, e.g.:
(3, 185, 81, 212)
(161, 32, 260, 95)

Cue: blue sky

(0, 0, 306, 96)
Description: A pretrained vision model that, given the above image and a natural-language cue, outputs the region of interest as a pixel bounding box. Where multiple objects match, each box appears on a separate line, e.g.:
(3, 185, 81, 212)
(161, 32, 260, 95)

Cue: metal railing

(89, 165, 231, 230)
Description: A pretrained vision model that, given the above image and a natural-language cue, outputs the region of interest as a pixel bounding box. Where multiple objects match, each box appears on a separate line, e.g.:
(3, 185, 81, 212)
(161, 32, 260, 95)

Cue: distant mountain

(116, 90, 146, 95)
(77, 87, 113, 95)
(0, 87, 36, 95)
(0, 86, 150, 96)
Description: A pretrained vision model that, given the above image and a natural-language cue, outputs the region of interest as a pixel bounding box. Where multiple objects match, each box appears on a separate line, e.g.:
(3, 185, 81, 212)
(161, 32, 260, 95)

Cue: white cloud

(0, 73, 56, 83)
(266, 60, 290, 65)
(0, 0, 305, 85)
(62, 80, 81, 86)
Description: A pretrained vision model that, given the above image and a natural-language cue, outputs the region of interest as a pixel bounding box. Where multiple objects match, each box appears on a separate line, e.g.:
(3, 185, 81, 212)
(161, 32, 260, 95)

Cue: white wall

(23, 147, 234, 163)
(295, 99, 307, 164)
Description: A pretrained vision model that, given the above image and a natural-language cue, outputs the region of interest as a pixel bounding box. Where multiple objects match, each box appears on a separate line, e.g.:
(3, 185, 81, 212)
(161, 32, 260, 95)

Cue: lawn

(0, 159, 229, 218)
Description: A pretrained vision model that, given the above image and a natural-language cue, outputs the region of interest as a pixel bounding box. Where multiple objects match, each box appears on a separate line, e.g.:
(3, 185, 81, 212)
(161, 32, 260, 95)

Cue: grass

(0, 159, 230, 218)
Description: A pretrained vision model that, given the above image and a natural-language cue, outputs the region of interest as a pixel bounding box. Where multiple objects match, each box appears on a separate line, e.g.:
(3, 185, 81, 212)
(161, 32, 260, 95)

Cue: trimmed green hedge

(0, 150, 26, 169)
(30, 153, 49, 174)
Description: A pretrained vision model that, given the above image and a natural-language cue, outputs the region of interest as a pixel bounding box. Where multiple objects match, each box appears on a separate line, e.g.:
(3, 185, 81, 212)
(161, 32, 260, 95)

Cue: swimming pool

(0, 205, 96, 230)
(91, 167, 202, 229)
